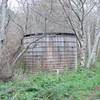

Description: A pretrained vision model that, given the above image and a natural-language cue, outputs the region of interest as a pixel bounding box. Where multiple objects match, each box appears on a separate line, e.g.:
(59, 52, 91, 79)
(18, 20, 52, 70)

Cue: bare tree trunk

(87, 34, 100, 68)
(87, 0, 100, 67)
(0, 0, 11, 81)
(0, 0, 8, 47)
(87, 25, 91, 58)
(80, 34, 86, 67)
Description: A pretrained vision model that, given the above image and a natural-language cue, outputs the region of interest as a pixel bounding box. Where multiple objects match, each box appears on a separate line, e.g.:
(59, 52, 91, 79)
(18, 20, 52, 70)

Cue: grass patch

(0, 62, 100, 100)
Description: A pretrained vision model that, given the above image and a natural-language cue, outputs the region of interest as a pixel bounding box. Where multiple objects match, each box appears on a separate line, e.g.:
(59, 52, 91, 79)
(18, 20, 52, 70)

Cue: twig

(11, 34, 47, 75)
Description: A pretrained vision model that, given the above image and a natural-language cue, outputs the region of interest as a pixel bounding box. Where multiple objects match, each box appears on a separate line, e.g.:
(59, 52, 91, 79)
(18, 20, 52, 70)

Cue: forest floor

(0, 61, 100, 100)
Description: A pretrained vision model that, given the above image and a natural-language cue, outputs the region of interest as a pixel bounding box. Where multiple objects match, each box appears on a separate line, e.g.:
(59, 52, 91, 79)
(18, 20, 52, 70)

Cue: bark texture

(87, 34, 100, 68)
(0, 0, 12, 81)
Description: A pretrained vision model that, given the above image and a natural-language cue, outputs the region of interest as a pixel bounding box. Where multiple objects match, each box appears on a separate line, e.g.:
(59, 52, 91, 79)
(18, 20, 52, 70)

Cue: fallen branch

(11, 34, 47, 74)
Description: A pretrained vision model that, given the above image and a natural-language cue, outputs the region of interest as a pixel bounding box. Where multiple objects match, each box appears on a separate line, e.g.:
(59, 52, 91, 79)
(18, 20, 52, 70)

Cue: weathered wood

(23, 33, 77, 72)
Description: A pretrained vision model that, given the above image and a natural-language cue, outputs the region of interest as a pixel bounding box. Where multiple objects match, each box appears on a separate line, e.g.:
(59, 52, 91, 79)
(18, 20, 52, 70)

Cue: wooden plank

(23, 34, 77, 72)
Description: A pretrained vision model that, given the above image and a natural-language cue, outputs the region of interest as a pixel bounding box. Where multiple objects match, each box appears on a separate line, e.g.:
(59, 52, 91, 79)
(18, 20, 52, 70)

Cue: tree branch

(58, 0, 82, 47)
(84, 4, 96, 17)
(11, 34, 47, 74)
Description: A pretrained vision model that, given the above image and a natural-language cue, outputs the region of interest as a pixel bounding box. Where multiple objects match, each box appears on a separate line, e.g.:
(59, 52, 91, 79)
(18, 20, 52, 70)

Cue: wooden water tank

(23, 33, 77, 73)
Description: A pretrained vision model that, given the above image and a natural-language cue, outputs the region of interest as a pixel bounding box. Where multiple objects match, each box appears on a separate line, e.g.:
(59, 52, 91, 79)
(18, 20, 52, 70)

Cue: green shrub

(0, 63, 100, 100)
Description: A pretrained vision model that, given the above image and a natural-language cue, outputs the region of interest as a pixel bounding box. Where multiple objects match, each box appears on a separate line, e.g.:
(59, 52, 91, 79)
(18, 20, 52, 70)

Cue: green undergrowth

(0, 62, 100, 100)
